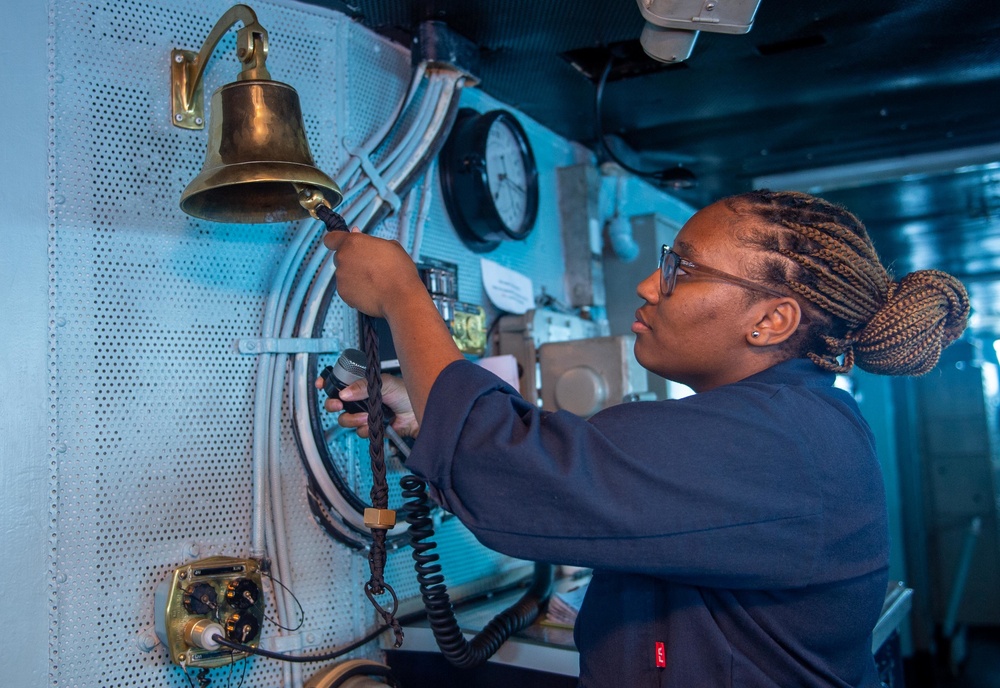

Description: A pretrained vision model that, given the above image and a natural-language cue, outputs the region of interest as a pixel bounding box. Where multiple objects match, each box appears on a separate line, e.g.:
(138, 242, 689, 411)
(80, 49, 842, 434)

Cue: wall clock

(439, 108, 540, 252)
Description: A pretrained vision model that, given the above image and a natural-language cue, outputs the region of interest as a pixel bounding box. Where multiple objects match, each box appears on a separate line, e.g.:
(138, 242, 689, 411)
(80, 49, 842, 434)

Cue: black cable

(260, 569, 305, 632)
(594, 55, 696, 189)
(400, 475, 554, 669)
(210, 623, 390, 663)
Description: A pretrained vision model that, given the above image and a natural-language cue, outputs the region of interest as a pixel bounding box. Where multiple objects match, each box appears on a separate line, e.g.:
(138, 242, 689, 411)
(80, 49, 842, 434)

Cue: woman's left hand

(315, 372, 420, 439)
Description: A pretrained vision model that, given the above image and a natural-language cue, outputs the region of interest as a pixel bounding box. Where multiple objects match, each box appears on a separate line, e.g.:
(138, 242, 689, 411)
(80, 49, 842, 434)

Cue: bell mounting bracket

(171, 4, 271, 130)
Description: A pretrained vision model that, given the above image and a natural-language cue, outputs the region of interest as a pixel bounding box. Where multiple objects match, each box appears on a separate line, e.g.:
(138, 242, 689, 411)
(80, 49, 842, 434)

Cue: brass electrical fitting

(364, 507, 397, 530)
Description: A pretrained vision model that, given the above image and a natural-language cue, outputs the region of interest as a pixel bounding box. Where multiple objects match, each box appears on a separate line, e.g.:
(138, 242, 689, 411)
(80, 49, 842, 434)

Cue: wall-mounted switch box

(154, 556, 263, 669)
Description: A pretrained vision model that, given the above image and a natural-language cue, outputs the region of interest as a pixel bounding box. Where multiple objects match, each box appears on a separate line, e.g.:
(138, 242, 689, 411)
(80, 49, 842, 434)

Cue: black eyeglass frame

(658, 245, 787, 299)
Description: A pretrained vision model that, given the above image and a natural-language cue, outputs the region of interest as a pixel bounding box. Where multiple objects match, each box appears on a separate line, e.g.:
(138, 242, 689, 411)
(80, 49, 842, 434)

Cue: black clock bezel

(439, 108, 540, 253)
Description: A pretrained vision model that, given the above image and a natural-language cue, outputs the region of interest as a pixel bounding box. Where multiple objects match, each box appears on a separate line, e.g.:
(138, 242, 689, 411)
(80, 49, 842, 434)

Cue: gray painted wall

(0, 2, 53, 685)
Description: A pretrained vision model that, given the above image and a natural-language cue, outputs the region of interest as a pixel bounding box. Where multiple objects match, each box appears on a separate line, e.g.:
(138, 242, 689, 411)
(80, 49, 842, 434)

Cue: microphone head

(331, 348, 367, 384)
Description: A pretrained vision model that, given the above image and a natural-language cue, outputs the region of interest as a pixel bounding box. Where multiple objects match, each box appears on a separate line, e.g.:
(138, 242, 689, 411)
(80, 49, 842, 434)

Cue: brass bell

(180, 79, 342, 223)
(173, 5, 342, 223)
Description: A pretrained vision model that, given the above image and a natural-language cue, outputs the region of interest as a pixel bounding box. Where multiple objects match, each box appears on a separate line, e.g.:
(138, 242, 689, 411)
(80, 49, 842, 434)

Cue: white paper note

(481, 258, 534, 314)
(476, 355, 520, 390)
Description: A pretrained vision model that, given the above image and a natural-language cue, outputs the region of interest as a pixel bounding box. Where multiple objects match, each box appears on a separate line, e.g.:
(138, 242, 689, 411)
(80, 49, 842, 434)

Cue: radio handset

(320, 348, 396, 425)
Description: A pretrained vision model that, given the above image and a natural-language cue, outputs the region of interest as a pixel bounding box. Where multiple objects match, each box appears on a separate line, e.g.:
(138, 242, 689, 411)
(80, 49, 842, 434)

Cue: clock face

(485, 119, 530, 232)
(439, 108, 539, 252)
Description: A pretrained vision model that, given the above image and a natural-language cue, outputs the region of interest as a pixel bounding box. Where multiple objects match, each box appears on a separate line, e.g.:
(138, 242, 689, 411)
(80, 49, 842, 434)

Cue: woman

(320, 190, 969, 687)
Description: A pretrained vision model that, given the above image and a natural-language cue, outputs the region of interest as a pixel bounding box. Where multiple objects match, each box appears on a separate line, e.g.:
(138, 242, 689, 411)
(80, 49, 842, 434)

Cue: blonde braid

(729, 190, 970, 376)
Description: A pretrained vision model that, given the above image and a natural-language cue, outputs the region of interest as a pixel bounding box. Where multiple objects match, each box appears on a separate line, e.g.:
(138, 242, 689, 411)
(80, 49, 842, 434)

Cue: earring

(751, 331, 760, 338)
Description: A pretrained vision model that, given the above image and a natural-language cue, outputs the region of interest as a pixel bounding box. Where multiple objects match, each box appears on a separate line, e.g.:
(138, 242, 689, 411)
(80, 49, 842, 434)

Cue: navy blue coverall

(406, 357, 889, 687)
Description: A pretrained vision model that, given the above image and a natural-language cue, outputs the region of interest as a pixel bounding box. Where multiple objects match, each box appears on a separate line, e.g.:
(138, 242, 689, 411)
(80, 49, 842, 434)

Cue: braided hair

(726, 189, 970, 376)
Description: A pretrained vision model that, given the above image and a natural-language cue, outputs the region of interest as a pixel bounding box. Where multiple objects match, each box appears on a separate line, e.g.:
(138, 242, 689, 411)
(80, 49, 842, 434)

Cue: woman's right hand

(315, 373, 420, 439)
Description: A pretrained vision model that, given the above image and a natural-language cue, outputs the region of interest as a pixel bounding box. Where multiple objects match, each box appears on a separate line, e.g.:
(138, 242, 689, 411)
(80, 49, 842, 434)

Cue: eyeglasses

(658, 245, 786, 298)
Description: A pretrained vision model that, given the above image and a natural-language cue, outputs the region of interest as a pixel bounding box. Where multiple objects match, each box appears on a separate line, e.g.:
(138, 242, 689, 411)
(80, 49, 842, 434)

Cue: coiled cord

(400, 475, 554, 669)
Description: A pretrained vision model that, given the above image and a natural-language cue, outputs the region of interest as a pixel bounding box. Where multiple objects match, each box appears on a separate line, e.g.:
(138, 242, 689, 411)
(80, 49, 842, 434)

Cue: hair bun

(852, 270, 970, 376)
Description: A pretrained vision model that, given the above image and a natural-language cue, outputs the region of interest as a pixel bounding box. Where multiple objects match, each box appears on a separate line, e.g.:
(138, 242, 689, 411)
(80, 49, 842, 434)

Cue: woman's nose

(637, 269, 660, 302)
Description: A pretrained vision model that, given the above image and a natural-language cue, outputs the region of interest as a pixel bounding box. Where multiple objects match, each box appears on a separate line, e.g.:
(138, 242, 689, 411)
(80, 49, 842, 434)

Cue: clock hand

(501, 176, 526, 193)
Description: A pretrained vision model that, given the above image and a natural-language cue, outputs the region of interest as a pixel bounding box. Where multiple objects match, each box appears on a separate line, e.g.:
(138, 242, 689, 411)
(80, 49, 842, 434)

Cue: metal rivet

(194, 117, 203, 126)
(56, 572, 67, 584)
(137, 631, 158, 652)
(174, 54, 184, 63)
(56, 443, 67, 454)
(174, 113, 184, 122)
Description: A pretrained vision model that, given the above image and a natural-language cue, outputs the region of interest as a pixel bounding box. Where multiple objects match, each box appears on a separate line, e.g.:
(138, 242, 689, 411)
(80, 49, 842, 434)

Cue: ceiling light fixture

(635, 0, 763, 63)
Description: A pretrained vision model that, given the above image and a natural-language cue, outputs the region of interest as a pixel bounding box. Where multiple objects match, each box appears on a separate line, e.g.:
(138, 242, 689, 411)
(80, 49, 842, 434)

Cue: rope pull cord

(318, 208, 404, 648)
(362, 312, 403, 647)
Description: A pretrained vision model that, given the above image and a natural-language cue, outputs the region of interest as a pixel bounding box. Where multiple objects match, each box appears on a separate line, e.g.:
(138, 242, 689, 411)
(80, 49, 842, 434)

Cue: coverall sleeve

(404, 360, 835, 589)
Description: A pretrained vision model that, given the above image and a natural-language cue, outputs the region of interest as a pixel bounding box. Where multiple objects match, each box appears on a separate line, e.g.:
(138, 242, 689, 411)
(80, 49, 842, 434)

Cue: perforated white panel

(46, 2, 555, 687)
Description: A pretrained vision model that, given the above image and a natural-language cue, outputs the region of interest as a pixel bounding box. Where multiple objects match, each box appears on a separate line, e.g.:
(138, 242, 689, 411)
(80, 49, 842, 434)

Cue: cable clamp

(236, 337, 343, 355)
(344, 139, 402, 212)
(364, 508, 397, 530)
(263, 632, 303, 653)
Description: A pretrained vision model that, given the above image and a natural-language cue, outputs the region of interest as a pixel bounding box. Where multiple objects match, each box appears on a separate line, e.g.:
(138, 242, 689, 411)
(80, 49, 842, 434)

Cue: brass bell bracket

(294, 184, 333, 219)
(171, 4, 271, 130)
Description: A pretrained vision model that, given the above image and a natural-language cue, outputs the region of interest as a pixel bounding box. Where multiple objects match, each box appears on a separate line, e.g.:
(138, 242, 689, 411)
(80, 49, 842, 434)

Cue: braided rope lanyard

(360, 315, 404, 647)
(314, 205, 403, 646)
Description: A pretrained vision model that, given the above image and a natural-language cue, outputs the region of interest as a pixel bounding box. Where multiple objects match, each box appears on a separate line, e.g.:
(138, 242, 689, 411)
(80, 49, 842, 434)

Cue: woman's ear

(747, 298, 802, 345)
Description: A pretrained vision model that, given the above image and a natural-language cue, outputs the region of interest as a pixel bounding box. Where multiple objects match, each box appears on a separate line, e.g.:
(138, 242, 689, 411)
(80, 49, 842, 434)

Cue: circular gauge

(440, 109, 539, 252)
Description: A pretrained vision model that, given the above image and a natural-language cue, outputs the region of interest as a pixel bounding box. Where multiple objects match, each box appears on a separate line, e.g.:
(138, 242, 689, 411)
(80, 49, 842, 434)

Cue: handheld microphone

(320, 348, 396, 425)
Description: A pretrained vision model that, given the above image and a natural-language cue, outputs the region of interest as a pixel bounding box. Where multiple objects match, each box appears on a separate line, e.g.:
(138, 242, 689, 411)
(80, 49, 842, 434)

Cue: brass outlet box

(154, 556, 264, 668)
(451, 302, 487, 355)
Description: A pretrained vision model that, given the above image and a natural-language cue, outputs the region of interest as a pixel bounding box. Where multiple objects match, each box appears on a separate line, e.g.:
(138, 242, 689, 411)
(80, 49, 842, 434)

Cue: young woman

(320, 190, 969, 687)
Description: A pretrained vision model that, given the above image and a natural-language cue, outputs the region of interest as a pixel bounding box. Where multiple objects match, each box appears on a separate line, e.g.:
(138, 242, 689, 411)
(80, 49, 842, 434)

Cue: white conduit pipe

(252, 67, 440, 556)
(395, 187, 416, 252)
(331, 62, 428, 192)
(251, 223, 322, 688)
(328, 65, 430, 214)
(331, 77, 446, 232)
(364, 77, 443, 181)
(354, 75, 460, 230)
(244, 65, 466, 686)
(251, 219, 327, 558)
(289, 73, 463, 538)
(243, 63, 447, 688)
(409, 158, 437, 261)
(292, 76, 448, 342)
(267, 353, 303, 688)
